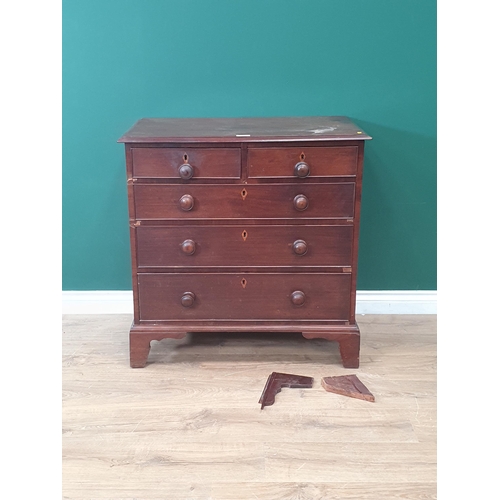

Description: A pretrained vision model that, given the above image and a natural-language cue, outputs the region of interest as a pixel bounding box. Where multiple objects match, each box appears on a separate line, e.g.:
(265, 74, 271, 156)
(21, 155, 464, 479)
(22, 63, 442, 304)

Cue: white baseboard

(62, 290, 436, 315)
(355, 291, 436, 314)
(62, 291, 134, 314)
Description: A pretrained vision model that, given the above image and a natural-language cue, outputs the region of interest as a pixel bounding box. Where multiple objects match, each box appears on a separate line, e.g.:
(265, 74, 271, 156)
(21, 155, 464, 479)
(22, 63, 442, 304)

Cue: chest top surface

(118, 116, 372, 143)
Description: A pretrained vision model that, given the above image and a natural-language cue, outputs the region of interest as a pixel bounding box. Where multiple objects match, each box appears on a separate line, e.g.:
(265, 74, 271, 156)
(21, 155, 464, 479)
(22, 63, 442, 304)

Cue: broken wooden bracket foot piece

(259, 372, 314, 409)
(321, 374, 375, 402)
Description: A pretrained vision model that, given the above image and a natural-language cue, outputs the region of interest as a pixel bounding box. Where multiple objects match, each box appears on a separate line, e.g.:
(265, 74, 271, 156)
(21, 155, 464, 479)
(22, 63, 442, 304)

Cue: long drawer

(138, 272, 351, 321)
(133, 183, 355, 220)
(136, 224, 353, 268)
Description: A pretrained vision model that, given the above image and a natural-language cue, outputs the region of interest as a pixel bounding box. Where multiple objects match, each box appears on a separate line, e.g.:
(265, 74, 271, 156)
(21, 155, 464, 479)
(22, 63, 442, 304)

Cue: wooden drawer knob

(293, 194, 309, 211)
(178, 163, 194, 179)
(181, 239, 196, 255)
(294, 161, 310, 178)
(179, 194, 194, 211)
(291, 290, 306, 306)
(181, 291, 195, 307)
(293, 239, 308, 256)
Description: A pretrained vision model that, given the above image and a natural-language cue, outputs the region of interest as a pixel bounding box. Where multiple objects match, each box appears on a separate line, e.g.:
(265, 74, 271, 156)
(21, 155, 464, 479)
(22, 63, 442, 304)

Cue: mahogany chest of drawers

(118, 117, 371, 368)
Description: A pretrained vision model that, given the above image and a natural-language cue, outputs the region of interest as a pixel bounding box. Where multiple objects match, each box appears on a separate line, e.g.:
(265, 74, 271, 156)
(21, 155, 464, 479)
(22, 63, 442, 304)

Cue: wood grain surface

(137, 272, 351, 321)
(135, 224, 353, 269)
(62, 314, 436, 499)
(117, 116, 372, 143)
(131, 147, 241, 179)
(247, 145, 358, 178)
(133, 182, 356, 220)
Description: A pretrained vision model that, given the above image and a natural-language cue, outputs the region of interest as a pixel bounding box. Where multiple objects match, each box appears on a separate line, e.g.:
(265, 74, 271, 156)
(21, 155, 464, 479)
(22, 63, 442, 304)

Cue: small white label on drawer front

(236, 134, 251, 137)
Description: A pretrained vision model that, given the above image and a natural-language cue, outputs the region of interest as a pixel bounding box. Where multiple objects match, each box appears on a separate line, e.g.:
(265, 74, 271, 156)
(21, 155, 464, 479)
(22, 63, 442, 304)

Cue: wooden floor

(62, 314, 436, 499)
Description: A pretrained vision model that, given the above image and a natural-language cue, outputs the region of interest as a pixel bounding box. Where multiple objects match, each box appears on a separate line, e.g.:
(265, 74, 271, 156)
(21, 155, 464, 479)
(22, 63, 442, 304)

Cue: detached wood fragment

(259, 372, 314, 409)
(321, 375, 375, 402)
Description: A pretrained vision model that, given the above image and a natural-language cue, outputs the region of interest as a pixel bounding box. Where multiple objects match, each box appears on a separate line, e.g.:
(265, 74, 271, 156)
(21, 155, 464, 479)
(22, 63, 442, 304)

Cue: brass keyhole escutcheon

(242, 230, 248, 241)
(241, 188, 248, 200)
(241, 278, 247, 289)
(300, 152, 306, 161)
(183, 153, 189, 163)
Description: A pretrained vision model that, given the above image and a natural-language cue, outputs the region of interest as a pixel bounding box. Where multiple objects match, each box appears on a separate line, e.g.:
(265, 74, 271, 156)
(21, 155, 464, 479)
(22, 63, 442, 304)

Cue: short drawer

(133, 183, 355, 220)
(136, 224, 353, 268)
(138, 272, 351, 321)
(131, 147, 241, 179)
(247, 146, 358, 178)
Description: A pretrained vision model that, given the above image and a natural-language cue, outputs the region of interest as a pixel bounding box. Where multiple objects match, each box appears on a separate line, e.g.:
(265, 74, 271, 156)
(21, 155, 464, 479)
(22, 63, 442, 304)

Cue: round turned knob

(294, 161, 310, 178)
(178, 163, 194, 180)
(179, 194, 194, 211)
(181, 239, 196, 255)
(293, 194, 309, 211)
(293, 239, 308, 256)
(181, 291, 195, 307)
(291, 290, 306, 306)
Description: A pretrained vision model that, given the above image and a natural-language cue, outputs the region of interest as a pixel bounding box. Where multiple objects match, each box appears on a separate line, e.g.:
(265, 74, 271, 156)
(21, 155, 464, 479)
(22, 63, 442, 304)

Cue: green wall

(62, 0, 436, 291)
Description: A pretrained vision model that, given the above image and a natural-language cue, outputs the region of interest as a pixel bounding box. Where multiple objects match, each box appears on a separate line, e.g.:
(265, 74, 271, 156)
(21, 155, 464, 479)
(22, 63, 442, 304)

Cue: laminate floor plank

(210, 481, 437, 500)
(62, 314, 436, 499)
(263, 441, 436, 482)
(63, 482, 436, 500)
(63, 416, 418, 444)
(62, 375, 433, 407)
